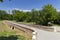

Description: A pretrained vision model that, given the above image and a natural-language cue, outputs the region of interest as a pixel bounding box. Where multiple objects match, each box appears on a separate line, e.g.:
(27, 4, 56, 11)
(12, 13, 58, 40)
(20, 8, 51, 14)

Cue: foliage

(39, 4, 57, 25)
(12, 10, 25, 22)
(0, 10, 12, 20)
(0, 0, 3, 2)
(0, 0, 11, 2)
(0, 4, 60, 26)
(54, 12, 60, 24)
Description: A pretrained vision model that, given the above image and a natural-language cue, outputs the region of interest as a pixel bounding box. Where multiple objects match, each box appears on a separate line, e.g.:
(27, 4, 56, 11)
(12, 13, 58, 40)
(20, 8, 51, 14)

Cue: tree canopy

(0, 0, 11, 2)
(0, 4, 60, 26)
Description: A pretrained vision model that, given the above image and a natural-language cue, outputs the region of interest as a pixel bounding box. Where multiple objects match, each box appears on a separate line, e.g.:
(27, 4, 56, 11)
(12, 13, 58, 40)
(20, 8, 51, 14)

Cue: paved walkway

(6, 21, 60, 40)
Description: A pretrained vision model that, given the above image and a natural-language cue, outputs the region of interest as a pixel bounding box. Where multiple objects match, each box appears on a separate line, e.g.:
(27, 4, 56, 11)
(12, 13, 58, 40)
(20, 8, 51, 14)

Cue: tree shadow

(0, 35, 18, 40)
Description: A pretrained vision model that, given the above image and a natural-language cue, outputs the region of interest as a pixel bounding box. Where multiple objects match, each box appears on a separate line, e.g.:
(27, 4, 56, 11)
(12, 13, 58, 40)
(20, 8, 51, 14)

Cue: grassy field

(0, 21, 32, 40)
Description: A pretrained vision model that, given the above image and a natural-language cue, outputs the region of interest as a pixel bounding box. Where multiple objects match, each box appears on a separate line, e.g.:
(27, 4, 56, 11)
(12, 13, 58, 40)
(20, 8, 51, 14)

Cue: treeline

(0, 4, 60, 26)
(0, 10, 12, 20)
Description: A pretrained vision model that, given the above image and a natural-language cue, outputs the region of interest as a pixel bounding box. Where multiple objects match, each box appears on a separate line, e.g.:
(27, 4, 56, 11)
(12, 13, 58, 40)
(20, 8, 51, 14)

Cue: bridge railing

(5, 21, 37, 40)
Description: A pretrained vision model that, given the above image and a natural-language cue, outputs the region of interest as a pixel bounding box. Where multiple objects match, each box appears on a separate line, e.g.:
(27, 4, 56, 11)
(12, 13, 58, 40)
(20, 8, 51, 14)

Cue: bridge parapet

(5, 21, 37, 40)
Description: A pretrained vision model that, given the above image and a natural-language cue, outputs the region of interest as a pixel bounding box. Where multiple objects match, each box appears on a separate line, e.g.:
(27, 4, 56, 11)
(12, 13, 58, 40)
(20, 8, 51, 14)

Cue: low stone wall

(40, 26, 54, 32)
(32, 25, 55, 32)
(5, 21, 37, 40)
(5, 21, 34, 34)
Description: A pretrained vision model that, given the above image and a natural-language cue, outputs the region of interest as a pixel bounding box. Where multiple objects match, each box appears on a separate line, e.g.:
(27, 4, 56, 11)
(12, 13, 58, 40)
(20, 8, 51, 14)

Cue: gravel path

(6, 21, 60, 40)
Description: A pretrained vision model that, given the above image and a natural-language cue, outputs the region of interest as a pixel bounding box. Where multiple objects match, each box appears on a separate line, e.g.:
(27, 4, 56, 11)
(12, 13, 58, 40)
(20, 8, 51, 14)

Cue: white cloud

(57, 10, 60, 12)
(12, 8, 31, 12)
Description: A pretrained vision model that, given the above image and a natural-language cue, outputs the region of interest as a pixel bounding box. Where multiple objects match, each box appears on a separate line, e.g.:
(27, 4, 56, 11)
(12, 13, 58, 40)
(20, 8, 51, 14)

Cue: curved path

(6, 21, 60, 40)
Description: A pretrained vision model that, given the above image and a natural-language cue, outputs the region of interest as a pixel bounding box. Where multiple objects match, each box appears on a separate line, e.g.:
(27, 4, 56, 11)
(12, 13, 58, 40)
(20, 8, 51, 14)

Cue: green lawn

(0, 21, 32, 40)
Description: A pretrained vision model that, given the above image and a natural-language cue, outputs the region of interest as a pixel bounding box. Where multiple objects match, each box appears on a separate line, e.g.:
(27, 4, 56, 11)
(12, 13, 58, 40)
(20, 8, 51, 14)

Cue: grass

(53, 24, 60, 26)
(18, 21, 34, 25)
(0, 21, 32, 40)
(22, 21, 34, 24)
(0, 31, 25, 40)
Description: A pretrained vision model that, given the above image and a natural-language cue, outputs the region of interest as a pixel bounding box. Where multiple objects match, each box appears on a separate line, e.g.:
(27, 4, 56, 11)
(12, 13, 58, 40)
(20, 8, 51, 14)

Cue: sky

(0, 0, 60, 11)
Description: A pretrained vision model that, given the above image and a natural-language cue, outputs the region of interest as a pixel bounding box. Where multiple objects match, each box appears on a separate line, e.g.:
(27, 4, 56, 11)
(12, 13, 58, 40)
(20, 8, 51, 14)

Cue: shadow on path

(0, 35, 18, 40)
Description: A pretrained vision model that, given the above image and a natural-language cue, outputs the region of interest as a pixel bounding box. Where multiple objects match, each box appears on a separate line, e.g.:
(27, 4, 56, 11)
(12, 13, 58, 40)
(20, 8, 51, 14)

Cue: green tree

(0, 10, 12, 20)
(25, 12, 32, 22)
(31, 9, 39, 24)
(40, 4, 57, 25)
(0, 0, 11, 2)
(0, 0, 3, 2)
(54, 12, 60, 24)
(12, 10, 25, 22)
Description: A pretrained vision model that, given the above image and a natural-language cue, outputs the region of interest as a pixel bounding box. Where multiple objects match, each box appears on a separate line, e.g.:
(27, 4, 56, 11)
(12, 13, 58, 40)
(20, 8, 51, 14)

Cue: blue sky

(0, 0, 60, 11)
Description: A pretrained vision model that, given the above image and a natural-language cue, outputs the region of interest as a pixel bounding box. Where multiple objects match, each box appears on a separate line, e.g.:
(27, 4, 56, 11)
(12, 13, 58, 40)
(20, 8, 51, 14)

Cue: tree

(31, 9, 38, 24)
(0, 10, 12, 20)
(12, 10, 25, 22)
(0, 0, 11, 2)
(25, 12, 32, 22)
(54, 12, 60, 24)
(0, 0, 3, 2)
(38, 4, 57, 25)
